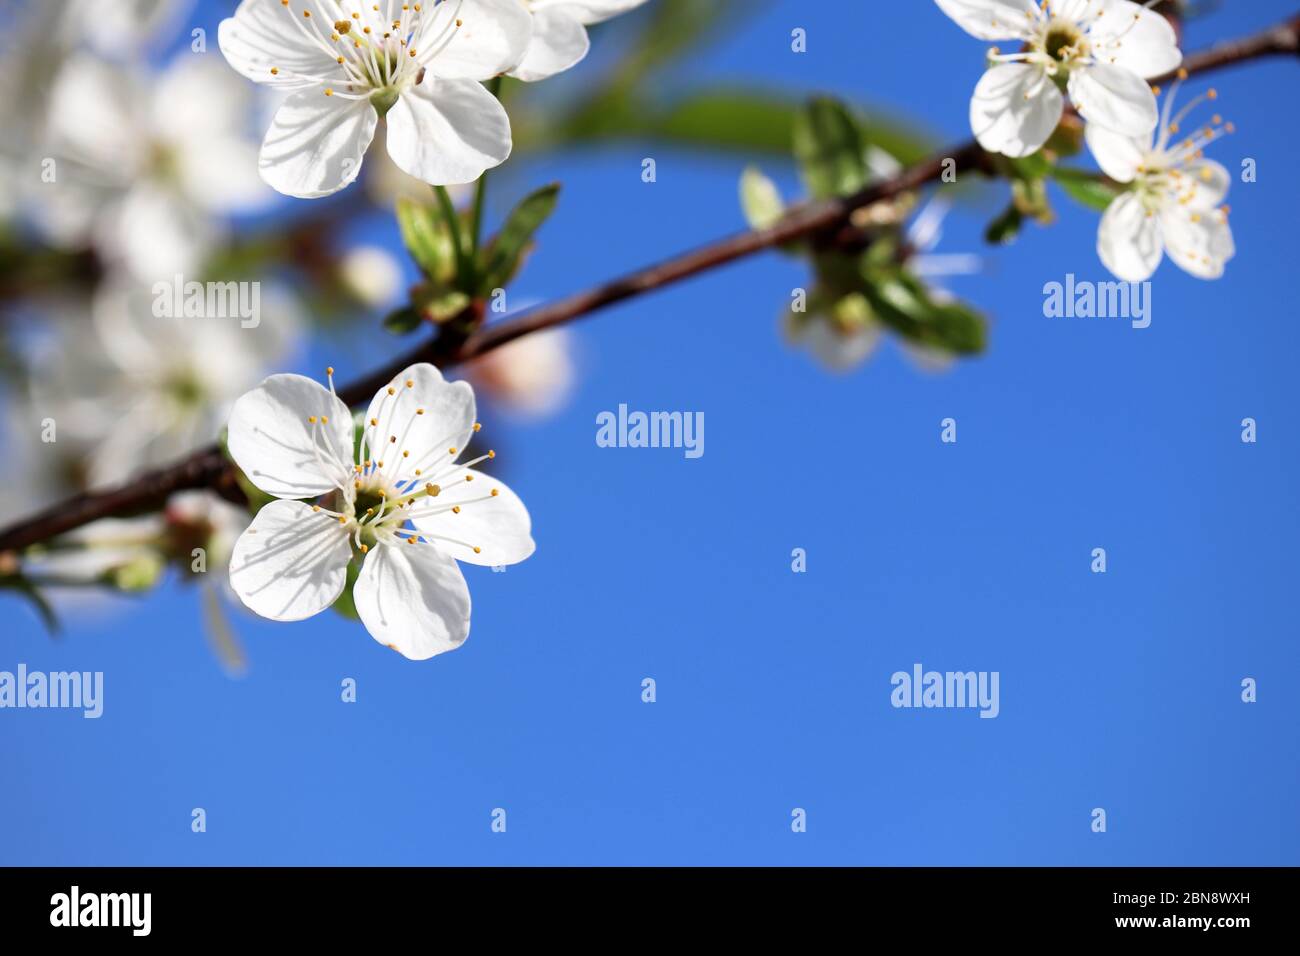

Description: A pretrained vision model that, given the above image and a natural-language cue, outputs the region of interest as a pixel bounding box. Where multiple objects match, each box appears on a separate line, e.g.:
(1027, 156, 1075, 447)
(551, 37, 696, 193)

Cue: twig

(1, 13, 1296, 556)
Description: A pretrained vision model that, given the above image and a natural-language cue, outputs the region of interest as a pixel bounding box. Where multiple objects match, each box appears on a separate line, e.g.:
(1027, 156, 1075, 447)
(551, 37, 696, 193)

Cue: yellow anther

(448, 447, 457, 455)
(359, 544, 369, 553)
(472, 422, 481, 432)
(312, 505, 321, 512)
(324, 88, 333, 96)
(334, 19, 351, 32)
(321, 416, 329, 424)
(473, 547, 482, 554)
(270, 67, 280, 75)
(405, 379, 414, 388)
(308, 416, 317, 424)
(1177, 68, 1188, 80)
(488, 450, 496, 459)
(370, 418, 378, 426)
(403, 450, 410, 458)
(452, 506, 461, 514)
(416, 408, 425, 415)
(425, 483, 440, 496)
(490, 489, 499, 497)
(387, 386, 395, 395)
(465, 475, 473, 482)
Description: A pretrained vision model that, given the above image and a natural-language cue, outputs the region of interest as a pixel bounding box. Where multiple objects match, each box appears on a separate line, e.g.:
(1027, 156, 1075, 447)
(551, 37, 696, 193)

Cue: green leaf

(1051, 168, 1122, 212)
(927, 301, 988, 355)
(0, 575, 60, 634)
(529, 88, 935, 166)
(985, 203, 1024, 245)
(861, 270, 987, 356)
(793, 96, 868, 200)
(479, 183, 560, 292)
(739, 165, 785, 230)
(417, 288, 472, 324)
(1004, 151, 1053, 181)
(382, 306, 424, 335)
(396, 199, 456, 283)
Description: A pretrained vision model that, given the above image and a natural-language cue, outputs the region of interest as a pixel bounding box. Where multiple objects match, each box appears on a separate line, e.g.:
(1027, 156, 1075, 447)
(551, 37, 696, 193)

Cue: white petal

(1097, 191, 1163, 282)
(47, 54, 148, 172)
(259, 89, 377, 199)
(354, 541, 471, 660)
(386, 78, 511, 187)
(934, 0, 1036, 41)
(509, 8, 590, 82)
(1160, 207, 1235, 279)
(969, 63, 1062, 158)
(229, 499, 353, 621)
(218, 0, 335, 89)
(1068, 62, 1158, 137)
(227, 373, 354, 499)
(1084, 122, 1149, 183)
(176, 136, 270, 213)
(1178, 159, 1231, 211)
(363, 363, 476, 488)
(417, 0, 531, 81)
(111, 183, 214, 278)
(466, 328, 575, 418)
(531, 0, 650, 25)
(1088, 0, 1182, 79)
(409, 471, 534, 566)
(154, 56, 271, 212)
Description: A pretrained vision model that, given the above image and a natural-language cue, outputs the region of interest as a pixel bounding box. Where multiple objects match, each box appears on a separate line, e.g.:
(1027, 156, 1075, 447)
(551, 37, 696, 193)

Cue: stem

(469, 77, 504, 279)
(433, 184, 470, 290)
(0, 15, 1295, 556)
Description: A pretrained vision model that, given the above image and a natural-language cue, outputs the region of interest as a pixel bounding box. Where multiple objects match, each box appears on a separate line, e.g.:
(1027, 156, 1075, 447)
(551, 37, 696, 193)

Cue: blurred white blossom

(30, 53, 270, 278)
(29, 277, 303, 486)
(466, 327, 577, 419)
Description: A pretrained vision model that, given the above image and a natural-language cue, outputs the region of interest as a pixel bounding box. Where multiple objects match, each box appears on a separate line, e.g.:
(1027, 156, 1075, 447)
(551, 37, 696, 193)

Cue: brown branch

(1, 13, 1296, 556)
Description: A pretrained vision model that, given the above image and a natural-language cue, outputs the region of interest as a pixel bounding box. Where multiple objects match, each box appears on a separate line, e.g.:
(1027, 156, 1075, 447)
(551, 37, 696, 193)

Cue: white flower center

(987, 4, 1149, 78)
(1133, 80, 1233, 216)
(305, 368, 501, 556)
(269, 0, 468, 109)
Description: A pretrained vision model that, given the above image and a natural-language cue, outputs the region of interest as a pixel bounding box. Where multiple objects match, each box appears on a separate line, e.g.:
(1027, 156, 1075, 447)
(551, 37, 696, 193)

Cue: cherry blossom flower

(935, 0, 1181, 157)
(29, 279, 302, 486)
(508, 0, 650, 82)
(467, 325, 576, 418)
(226, 363, 534, 659)
(1088, 77, 1235, 281)
(218, 0, 531, 197)
(33, 53, 270, 279)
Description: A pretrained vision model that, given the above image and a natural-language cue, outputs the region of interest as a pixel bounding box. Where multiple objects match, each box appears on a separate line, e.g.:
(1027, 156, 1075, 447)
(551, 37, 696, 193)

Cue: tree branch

(1, 13, 1296, 556)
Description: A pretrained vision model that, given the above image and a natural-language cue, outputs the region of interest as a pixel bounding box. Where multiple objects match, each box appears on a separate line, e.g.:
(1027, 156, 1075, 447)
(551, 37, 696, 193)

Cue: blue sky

(2, 0, 1297, 865)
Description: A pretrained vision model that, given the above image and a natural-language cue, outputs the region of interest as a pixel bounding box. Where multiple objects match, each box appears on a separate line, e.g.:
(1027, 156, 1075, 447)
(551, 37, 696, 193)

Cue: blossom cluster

(938, 0, 1234, 281)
